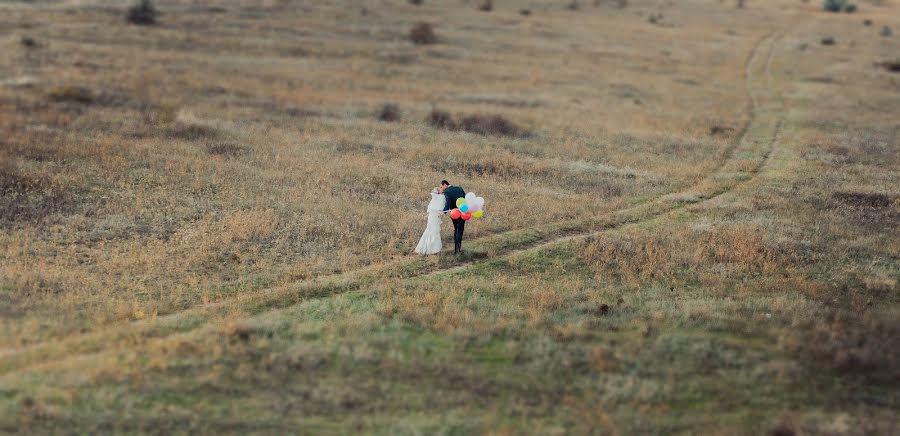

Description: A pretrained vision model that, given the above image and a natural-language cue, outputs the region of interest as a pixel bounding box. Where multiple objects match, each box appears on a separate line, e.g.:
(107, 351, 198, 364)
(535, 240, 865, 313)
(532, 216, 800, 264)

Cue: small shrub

(426, 109, 455, 129)
(166, 123, 220, 141)
(788, 310, 900, 378)
(144, 103, 178, 126)
(863, 19, 872, 26)
(47, 85, 95, 104)
(823, 0, 842, 12)
(519, 8, 532, 16)
(709, 125, 735, 136)
(458, 114, 522, 137)
(20, 36, 38, 48)
(409, 22, 436, 45)
(478, 0, 493, 12)
(377, 103, 401, 122)
(0, 163, 76, 228)
(882, 26, 893, 37)
(567, 0, 580, 10)
(127, 0, 159, 26)
(426, 110, 523, 137)
(822, 0, 855, 13)
(875, 60, 900, 73)
(207, 141, 246, 158)
(832, 191, 895, 208)
(820, 36, 835, 45)
(409, 0, 424, 4)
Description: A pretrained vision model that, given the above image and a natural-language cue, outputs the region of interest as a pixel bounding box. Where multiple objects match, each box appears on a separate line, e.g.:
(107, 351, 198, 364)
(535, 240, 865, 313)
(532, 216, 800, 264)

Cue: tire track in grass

(0, 33, 784, 377)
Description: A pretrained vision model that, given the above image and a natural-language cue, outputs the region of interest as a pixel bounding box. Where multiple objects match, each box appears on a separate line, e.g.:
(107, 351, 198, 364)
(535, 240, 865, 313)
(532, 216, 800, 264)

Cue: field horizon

(1, 0, 898, 434)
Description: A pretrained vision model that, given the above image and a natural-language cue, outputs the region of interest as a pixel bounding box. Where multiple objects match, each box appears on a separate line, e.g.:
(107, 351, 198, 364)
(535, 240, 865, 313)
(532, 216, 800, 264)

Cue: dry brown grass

(1, 0, 898, 432)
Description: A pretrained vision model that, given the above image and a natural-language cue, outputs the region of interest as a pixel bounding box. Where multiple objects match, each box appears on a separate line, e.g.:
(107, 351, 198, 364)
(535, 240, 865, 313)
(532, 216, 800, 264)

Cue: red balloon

(461, 212, 472, 220)
(449, 208, 461, 219)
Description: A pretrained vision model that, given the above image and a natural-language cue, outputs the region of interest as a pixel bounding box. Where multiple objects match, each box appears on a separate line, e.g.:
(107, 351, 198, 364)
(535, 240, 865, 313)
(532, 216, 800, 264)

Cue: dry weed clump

(20, 36, 38, 49)
(875, 60, 900, 73)
(127, 0, 159, 26)
(0, 162, 76, 228)
(783, 310, 899, 379)
(206, 141, 247, 158)
(377, 103, 401, 122)
(425, 110, 524, 137)
(832, 191, 896, 208)
(426, 109, 455, 129)
(409, 22, 437, 45)
(46, 85, 95, 104)
(165, 122, 220, 141)
(458, 114, 522, 137)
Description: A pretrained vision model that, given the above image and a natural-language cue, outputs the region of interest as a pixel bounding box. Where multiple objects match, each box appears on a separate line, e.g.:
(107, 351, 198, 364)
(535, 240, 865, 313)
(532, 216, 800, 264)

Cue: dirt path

(0, 33, 785, 376)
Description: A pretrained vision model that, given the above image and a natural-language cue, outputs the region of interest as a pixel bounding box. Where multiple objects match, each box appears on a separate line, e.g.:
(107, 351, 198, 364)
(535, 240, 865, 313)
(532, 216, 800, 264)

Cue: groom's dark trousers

(443, 185, 466, 253)
(451, 217, 465, 253)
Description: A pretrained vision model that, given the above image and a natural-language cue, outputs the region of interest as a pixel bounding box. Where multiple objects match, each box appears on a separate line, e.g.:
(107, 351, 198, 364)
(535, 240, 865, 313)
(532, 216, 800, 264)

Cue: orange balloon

(461, 212, 472, 220)
(449, 208, 461, 219)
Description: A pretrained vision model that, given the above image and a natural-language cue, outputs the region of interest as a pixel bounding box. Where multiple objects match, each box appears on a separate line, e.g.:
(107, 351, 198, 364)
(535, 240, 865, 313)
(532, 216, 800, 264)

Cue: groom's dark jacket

(443, 186, 465, 213)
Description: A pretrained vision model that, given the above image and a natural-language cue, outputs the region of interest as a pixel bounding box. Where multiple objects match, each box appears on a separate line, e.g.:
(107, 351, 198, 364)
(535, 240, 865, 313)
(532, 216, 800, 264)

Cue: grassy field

(1, 0, 898, 433)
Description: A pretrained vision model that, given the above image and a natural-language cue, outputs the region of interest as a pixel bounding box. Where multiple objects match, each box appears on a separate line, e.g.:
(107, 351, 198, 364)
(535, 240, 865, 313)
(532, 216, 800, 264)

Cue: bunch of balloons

(449, 192, 485, 221)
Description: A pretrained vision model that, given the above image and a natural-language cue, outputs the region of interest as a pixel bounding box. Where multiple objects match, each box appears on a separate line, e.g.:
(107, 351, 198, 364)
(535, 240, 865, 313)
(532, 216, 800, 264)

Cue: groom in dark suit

(441, 180, 466, 253)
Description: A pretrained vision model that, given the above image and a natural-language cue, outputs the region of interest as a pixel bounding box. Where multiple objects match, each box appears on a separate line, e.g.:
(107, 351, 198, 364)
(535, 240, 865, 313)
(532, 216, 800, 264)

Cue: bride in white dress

(414, 187, 446, 255)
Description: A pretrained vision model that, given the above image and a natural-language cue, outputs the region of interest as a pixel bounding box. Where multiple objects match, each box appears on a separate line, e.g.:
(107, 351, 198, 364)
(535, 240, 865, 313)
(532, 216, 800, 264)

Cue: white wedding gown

(414, 192, 445, 255)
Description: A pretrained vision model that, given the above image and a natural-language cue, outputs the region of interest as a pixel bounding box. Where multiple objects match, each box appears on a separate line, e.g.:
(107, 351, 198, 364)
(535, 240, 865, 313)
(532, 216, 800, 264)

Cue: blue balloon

(459, 203, 470, 213)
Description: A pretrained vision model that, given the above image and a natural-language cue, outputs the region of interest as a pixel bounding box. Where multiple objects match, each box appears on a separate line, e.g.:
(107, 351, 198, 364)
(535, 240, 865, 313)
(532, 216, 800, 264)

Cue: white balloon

(465, 192, 476, 202)
(471, 197, 485, 212)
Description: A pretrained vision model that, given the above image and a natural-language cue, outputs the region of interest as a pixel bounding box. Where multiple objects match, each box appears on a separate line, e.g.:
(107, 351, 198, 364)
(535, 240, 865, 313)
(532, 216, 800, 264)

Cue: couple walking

(414, 180, 466, 255)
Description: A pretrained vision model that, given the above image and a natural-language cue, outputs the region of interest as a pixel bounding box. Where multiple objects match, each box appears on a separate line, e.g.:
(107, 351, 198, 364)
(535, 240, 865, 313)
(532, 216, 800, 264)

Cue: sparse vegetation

(821, 35, 836, 45)
(20, 36, 37, 48)
(1, 0, 898, 433)
(478, 0, 493, 12)
(882, 25, 893, 37)
(876, 60, 900, 73)
(377, 103, 401, 122)
(165, 122, 220, 140)
(426, 108, 455, 129)
(426, 110, 523, 137)
(457, 113, 522, 137)
(823, 0, 856, 13)
(206, 141, 247, 157)
(46, 85, 95, 104)
(409, 22, 436, 44)
(126, 0, 159, 26)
